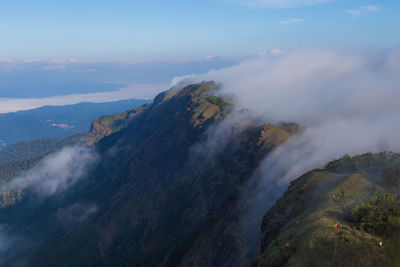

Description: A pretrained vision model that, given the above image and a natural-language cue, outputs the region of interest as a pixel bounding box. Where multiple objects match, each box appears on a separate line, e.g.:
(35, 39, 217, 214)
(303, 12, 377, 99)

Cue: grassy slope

(87, 104, 150, 145)
(253, 153, 400, 267)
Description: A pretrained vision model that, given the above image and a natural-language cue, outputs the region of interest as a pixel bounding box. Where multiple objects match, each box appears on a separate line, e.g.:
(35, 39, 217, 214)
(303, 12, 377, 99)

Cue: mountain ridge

(21, 83, 293, 266)
(2, 82, 393, 267)
(253, 152, 400, 266)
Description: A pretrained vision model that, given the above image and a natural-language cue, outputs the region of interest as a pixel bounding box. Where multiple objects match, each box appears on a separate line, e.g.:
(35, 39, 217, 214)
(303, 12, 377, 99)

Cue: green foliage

(204, 95, 230, 113)
(0, 133, 85, 164)
(326, 154, 358, 172)
(326, 152, 400, 173)
(87, 104, 150, 145)
(351, 192, 400, 235)
(0, 134, 85, 207)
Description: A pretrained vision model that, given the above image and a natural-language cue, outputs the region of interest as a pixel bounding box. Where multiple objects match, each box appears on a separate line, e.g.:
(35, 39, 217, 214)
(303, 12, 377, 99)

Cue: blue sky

(0, 0, 398, 59)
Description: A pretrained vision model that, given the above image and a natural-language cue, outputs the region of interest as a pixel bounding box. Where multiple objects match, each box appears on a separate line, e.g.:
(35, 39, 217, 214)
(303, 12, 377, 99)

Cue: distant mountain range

(0, 99, 150, 148)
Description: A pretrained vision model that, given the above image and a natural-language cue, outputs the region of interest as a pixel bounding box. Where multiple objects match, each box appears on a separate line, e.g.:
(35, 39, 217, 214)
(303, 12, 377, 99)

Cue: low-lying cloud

(0, 146, 98, 265)
(174, 48, 400, 261)
(176, 49, 400, 125)
(1, 146, 98, 197)
(190, 115, 250, 163)
(174, 47, 400, 217)
(57, 203, 98, 225)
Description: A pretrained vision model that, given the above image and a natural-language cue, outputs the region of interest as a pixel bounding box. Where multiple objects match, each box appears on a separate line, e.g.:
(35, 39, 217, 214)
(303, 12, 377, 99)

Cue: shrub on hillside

(351, 192, 400, 236)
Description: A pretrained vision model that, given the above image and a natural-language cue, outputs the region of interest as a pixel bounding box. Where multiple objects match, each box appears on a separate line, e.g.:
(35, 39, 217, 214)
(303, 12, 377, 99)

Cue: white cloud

(174, 48, 400, 183)
(345, 5, 379, 17)
(256, 51, 268, 56)
(229, 0, 332, 8)
(269, 49, 285, 55)
(1, 146, 98, 197)
(280, 18, 304, 25)
(362, 5, 379, 12)
(57, 203, 98, 225)
(176, 48, 400, 238)
(345, 9, 361, 17)
(254, 49, 284, 57)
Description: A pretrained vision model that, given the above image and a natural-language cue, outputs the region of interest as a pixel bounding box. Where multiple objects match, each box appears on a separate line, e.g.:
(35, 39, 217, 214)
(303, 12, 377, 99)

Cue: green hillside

(253, 152, 400, 267)
(87, 104, 150, 145)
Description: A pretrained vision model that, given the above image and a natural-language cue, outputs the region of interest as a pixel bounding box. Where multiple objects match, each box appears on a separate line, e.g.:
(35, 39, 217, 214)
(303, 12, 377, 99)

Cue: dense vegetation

(203, 95, 231, 114)
(0, 134, 85, 208)
(0, 133, 85, 164)
(326, 152, 400, 173)
(351, 192, 400, 236)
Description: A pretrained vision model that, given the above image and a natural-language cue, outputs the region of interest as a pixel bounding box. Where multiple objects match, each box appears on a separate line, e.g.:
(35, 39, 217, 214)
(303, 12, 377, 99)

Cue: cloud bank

(176, 48, 400, 259)
(175, 47, 400, 186)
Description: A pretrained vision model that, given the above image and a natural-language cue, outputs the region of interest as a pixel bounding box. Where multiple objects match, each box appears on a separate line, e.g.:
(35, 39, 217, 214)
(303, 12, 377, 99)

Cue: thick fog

(175, 48, 400, 183)
(0, 146, 98, 264)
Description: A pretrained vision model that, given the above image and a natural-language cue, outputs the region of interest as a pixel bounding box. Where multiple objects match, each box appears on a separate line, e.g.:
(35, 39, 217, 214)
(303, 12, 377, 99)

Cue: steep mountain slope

(0, 98, 150, 148)
(253, 152, 400, 267)
(0, 83, 294, 266)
